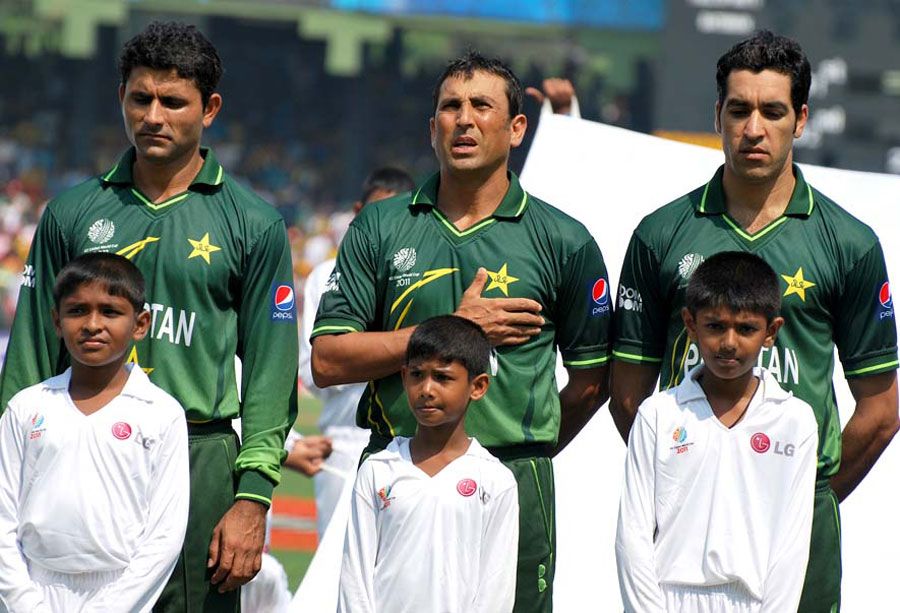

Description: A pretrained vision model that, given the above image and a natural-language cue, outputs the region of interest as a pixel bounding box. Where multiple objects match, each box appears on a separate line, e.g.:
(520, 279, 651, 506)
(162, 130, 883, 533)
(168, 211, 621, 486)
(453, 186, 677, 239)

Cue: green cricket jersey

(311, 172, 610, 447)
(613, 164, 898, 478)
(0, 148, 299, 504)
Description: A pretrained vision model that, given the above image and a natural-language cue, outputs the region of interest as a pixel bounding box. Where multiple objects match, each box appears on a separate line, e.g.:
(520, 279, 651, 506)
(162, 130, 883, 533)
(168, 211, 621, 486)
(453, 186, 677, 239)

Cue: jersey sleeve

(760, 422, 816, 613)
(87, 407, 190, 612)
(0, 209, 69, 411)
(556, 237, 611, 369)
(615, 408, 666, 613)
(310, 222, 378, 339)
(474, 478, 518, 613)
(834, 241, 899, 378)
(612, 232, 667, 365)
(337, 463, 378, 613)
(234, 219, 300, 506)
(0, 405, 52, 613)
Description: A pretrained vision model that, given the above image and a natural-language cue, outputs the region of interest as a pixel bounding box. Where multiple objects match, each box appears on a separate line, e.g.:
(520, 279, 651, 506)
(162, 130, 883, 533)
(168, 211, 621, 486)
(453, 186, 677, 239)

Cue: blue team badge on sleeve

(270, 283, 296, 322)
(590, 277, 611, 316)
(878, 281, 894, 320)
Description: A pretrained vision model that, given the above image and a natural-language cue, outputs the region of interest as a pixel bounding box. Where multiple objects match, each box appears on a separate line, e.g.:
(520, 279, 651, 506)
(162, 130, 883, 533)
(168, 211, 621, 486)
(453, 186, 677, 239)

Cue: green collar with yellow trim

(101, 147, 225, 188)
(409, 171, 529, 220)
(696, 164, 815, 218)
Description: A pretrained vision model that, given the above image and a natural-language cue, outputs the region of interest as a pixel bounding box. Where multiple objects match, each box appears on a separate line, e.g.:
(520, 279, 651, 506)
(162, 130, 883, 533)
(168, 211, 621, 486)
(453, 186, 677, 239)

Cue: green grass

(271, 548, 316, 592)
(269, 392, 323, 588)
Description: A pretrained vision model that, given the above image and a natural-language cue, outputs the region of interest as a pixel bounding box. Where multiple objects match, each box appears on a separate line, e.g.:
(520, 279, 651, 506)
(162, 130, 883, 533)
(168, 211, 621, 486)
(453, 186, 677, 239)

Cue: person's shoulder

(218, 173, 285, 226)
(770, 390, 818, 437)
(352, 192, 414, 231)
(6, 373, 68, 414)
(523, 194, 594, 245)
(633, 184, 705, 244)
(636, 384, 682, 421)
(43, 175, 108, 217)
(809, 184, 881, 247)
(466, 439, 517, 489)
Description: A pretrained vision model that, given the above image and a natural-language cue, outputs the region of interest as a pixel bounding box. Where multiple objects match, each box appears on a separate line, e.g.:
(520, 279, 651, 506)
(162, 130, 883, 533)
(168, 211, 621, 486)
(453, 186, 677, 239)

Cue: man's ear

(133, 309, 151, 342)
(469, 373, 490, 402)
(681, 307, 698, 342)
(764, 316, 785, 348)
(52, 307, 62, 338)
(509, 114, 528, 148)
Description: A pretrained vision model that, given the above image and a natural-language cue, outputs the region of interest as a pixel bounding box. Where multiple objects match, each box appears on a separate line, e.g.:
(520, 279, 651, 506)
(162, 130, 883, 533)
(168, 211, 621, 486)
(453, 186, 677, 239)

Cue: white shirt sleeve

(615, 409, 666, 613)
(337, 464, 377, 613)
(540, 95, 581, 119)
(473, 480, 519, 613)
(760, 427, 817, 613)
(86, 410, 190, 613)
(299, 262, 324, 394)
(0, 406, 51, 613)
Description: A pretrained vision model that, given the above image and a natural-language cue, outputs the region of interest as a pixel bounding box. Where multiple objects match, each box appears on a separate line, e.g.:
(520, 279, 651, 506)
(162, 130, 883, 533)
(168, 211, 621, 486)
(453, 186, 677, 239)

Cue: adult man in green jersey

(311, 52, 610, 612)
(0, 22, 298, 612)
(610, 31, 898, 612)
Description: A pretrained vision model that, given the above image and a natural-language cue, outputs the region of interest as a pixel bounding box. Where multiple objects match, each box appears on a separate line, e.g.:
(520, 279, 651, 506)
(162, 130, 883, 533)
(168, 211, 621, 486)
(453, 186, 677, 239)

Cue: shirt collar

(46, 364, 158, 403)
(101, 147, 225, 188)
(695, 163, 815, 218)
(408, 170, 530, 219)
(676, 364, 792, 405)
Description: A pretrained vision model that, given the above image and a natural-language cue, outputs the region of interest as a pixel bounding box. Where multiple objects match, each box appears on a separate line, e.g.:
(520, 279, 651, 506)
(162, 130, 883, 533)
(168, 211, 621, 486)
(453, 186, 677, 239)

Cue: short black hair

(360, 167, 415, 205)
(118, 21, 223, 108)
(685, 252, 780, 322)
(433, 51, 524, 118)
(716, 30, 811, 117)
(54, 253, 146, 312)
(406, 315, 491, 379)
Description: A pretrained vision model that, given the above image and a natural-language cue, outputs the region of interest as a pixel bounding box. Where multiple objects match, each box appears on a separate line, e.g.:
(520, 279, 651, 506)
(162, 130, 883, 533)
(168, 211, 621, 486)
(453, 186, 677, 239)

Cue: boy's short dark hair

(685, 252, 780, 322)
(118, 21, 223, 108)
(360, 167, 415, 205)
(716, 30, 811, 117)
(54, 253, 146, 312)
(406, 315, 491, 379)
(433, 51, 524, 118)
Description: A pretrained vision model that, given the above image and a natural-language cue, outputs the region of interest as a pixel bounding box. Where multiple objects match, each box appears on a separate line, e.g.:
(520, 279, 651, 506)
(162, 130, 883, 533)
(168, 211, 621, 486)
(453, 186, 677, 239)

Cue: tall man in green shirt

(311, 52, 610, 612)
(610, 31, 898, 612)
(0, 22, 298, 611)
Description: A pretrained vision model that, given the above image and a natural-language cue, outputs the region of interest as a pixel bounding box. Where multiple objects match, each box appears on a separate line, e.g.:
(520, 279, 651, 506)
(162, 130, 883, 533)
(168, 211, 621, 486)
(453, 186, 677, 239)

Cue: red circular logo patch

(750, 432, 771, 453)
(112, 422, 133, 440)
(457, 478, 477, 497)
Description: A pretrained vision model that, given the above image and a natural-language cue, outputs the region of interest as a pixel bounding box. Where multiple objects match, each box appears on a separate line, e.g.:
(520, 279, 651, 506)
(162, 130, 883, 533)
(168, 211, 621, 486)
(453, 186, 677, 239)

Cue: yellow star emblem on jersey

(485, 263, 519, 297)
(187, 233, 222, 265)
(126, 346, 154, 374)
(781, 267, 816, 302)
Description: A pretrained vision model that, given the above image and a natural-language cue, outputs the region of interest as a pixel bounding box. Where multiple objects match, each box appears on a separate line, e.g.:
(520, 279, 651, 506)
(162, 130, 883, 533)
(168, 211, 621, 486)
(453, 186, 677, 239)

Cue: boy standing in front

(339, 315, 519, 613)
(0, 253, 189, 613)
(616, 252, 817, 613)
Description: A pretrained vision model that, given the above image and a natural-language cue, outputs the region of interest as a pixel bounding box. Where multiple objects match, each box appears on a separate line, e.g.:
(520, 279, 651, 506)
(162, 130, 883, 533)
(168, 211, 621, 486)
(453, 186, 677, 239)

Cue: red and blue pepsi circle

(590, 277, 610, 316)
(879, 281, 892, 309)
(274, 285, 295, 312)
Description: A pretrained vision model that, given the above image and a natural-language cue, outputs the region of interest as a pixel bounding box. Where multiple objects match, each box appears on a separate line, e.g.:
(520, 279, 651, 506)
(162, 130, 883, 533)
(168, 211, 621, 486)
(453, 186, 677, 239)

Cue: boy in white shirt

(0, 252, 189, 613)
(616, 251, 817, 613)
(339, 315, 519, 613)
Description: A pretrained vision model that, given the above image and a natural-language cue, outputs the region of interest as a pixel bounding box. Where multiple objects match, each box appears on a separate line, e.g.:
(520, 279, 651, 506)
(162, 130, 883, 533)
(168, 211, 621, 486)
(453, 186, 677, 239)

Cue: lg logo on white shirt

(750, 432, 795, 457)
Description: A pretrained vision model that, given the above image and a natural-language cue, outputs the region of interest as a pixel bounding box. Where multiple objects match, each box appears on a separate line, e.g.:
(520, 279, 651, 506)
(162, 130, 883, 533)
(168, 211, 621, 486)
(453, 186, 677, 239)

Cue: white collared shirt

(339, 437, 519, 613)
(616, 366, 818, 613)
(0, 365, 189, 612)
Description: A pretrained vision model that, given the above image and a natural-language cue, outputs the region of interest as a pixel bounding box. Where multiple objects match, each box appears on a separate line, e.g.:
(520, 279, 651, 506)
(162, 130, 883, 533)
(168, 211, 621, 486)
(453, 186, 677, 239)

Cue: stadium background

(1, 0, 899, 591)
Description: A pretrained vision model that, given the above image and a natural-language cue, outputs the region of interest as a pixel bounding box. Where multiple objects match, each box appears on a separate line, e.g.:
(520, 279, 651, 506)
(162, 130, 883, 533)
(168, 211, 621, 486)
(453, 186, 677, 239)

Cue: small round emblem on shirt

(457, 479, 477, 497)
(112, 422, 133, 440)
(750, 432, 771, 454)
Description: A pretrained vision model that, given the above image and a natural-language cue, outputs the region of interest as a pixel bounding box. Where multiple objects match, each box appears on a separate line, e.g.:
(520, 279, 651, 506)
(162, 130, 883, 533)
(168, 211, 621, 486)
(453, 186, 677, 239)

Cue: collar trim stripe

(722, 214, 788, 242)
(102, 164, 119, 182)
(699, 181, 711, 213)
(433, 210, 496, 237)
(513, 191, 528, 217)
(131, 189, 191, 211)
(805, 183, 814, 215)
